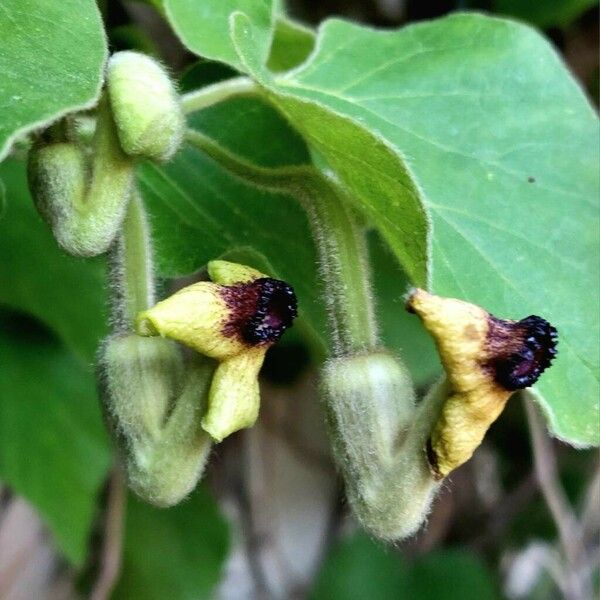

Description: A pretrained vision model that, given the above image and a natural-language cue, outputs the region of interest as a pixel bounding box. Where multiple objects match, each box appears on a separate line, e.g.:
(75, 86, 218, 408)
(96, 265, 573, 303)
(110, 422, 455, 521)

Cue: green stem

(185, 129, 378, 355)
(109, 187, 155, 331)
(301, 183, 378, 354)
(181, 77, 258, 114)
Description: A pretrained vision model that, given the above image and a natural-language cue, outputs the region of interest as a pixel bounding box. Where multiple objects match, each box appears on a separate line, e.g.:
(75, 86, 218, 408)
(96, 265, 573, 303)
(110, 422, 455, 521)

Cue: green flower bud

(99, 334, 214, 507)
(322, 351, 441, 540)
(28, 143, 86, 237)
(107, 51, 184, 162)
(323, 352, 416, 465)
(27, 96, 134, 257)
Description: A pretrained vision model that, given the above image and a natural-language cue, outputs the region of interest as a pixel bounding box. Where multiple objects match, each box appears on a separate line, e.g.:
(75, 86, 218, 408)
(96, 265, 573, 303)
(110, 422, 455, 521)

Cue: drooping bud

(136, 260, 298, 442)
(406, 288, 558, 480)
(202, 347, 265, 441)
(322, 352, 416, 465)
(99, 334, 214, 507)
(321, 351, 442, 540)
(106, 51, 184, 162)
(27, 96, 134, 257)
(28, 143, 87, 239)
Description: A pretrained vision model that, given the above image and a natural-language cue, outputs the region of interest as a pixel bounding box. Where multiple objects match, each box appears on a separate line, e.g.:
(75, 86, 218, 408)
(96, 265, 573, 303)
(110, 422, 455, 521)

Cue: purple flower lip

(221, 277, 298, 346)
(487, 315, 558, 391)
(242, 278, 298, 345)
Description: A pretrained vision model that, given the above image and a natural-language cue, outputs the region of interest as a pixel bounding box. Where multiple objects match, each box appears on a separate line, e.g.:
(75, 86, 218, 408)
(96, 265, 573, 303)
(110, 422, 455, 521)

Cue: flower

(136, 260, 298, 442)
(406, 288, 557, 479)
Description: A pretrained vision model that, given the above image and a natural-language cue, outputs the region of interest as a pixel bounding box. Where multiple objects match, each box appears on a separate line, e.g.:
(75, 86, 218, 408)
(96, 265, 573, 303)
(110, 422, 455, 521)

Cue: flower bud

(322, 351, 440, 540)
(322, 352, 416, 465)
(407, 288, 558, 479)
(28, 143, 86, 240)
(107, 51, 184, 162)
(99, 334, 213, 506)
(136, 260, 298, 442)
(27, 95, 134, 257)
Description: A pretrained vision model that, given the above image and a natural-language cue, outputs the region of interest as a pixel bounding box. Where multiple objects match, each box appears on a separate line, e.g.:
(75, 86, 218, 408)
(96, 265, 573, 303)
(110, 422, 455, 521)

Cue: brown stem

(525, 399, 588, 600)
(90, 467, 127, 600)
(580, 461, 600, 543)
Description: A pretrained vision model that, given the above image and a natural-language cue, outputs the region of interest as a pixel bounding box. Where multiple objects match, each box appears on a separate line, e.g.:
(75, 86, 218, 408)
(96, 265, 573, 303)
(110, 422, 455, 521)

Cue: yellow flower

(136, 260, 298, 442)
(406, 289, 557, 480)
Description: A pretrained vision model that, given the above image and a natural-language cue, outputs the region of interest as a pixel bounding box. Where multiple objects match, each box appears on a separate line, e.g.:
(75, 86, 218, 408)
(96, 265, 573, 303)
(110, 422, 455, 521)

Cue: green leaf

(370, 232, 440, 387)
(237, 14, 599, 445)
(0, 177, 5, 219)
(406, 549, 499, 600)
(311, 533, 498, 600)
(164, 0, 275, 72)
(267, 17, 315, 72)
(180, 61, 238, 92)
(114, 487, 229, 600)
(311, 533, 408, 600)
(0, 0, 107, 161)
(0, 316, 111, 565)
(0, 160, 108, 362)
(495, 0, 598, 28)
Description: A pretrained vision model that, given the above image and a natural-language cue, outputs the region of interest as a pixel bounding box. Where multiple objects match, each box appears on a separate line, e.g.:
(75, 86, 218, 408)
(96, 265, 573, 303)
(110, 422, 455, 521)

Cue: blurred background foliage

(0, 0, 598, 598)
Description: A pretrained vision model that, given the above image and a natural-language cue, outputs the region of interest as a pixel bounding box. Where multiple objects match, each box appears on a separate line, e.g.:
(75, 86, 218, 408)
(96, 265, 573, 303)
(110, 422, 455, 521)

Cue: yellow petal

(136, 282, 245, 359)
(428, 385, 508, 479)
(201, 348, 266, 442)
(407, 289, 512, 479)
(208, 260, 265, 285)
(407, 288, 489, 392)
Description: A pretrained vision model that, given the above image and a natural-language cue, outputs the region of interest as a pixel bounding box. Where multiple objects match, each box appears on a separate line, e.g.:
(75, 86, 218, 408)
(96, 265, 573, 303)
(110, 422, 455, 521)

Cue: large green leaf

(0, 318, 110, 565)
(231, 14, 599, 445)
(0, 160, 108, 361)
(114, 488, 229, 600)
(311, 533, 407, 600)
(164, 0, 275, 72)
(0, 0, 107, 161)
(311, 533, 498, 600)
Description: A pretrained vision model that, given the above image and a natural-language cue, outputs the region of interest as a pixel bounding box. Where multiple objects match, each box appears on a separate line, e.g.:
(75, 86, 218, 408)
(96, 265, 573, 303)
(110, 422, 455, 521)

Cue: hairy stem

(182, 77, 259, 114)
(300, 183, 378, 354)
(109, 187, 155, 330)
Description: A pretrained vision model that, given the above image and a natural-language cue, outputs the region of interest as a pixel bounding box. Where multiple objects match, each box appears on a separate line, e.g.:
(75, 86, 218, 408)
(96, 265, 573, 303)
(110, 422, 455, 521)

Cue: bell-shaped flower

(406, 288, 557, 479)
(136, 260, 298, 442)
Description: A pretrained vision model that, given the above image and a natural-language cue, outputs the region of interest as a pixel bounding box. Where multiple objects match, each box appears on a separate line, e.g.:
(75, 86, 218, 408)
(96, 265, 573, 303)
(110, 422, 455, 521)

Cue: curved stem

(300, 184, 378, 354)
(185, 129, 309, 188)
(184, 129, 378, 355)
(109, 187, 155, 331)
(182, 77, 259, 114)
